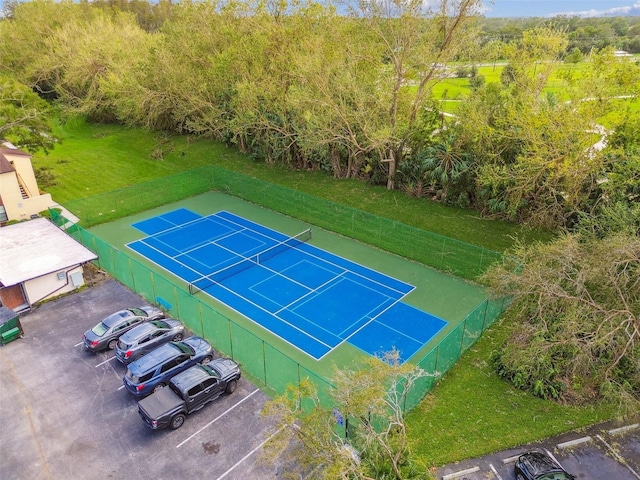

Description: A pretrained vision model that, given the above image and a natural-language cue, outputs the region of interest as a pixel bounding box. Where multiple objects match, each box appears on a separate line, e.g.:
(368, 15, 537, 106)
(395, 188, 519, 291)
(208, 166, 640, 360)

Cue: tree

(483, 233, 640, 409)
(347, 0, 483, 189)
(262, 352, 433, 479)
(0, 75, 56, 152)
(416, 131, 473, 205)
(453, 32, 640, 228)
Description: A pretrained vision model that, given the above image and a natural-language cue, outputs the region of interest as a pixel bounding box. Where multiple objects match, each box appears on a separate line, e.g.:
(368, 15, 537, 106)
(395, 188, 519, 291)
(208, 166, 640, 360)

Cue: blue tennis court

(127, 208, 447, 362)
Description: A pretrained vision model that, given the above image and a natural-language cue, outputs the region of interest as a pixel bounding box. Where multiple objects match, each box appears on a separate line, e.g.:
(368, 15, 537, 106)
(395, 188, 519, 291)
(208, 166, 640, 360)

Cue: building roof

(0, 145, 32, 157)
(0, 218, 98, 287)
(0, 153, 15, 173)
(0, 143, 31, 173)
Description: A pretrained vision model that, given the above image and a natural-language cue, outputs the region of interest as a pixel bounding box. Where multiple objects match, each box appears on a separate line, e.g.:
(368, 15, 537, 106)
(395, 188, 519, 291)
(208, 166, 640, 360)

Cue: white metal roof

(0, 218, 98, 286)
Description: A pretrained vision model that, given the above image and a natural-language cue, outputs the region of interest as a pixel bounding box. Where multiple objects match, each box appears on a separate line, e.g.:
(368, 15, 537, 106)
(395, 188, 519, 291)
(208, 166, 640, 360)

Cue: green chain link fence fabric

(62, 166, 502, 281)
(50, 168, 507, 412)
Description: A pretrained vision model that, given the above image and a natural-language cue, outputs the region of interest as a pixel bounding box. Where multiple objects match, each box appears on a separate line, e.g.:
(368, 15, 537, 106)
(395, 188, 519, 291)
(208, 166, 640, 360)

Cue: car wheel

(170, 414, 185, 430)
(108, 339, 117, 350)
(153, 383, 165, 393)
(225, 379, 238, 394)
(172, 333, 183, 342)
(201, 355, 212, 365)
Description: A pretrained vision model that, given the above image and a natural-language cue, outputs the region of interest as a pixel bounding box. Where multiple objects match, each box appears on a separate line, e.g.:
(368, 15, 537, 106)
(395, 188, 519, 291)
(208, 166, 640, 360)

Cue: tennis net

(189, 228, 312, 295)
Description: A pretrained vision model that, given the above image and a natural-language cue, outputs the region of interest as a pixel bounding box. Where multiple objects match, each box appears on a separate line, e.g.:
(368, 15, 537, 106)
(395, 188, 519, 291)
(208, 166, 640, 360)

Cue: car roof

(519, 452, 562, 476)
(119, 320, 166, 342)
(170, 365, 214, 391)
(102, 309, 134, 327)
(127, 342, 182, 373)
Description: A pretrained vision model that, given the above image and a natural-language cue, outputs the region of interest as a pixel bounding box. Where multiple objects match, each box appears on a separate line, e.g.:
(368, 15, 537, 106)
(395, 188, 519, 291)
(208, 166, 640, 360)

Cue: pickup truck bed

(138, 386, 183, 428)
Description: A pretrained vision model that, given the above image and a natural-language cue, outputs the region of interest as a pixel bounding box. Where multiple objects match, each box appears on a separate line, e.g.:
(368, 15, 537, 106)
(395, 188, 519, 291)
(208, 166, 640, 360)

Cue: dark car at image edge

(514, 450, 575, 480)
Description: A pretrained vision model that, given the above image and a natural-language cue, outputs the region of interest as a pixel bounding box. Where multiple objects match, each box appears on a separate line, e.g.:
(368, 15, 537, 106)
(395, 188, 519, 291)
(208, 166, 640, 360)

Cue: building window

(0, 206, 7, 223)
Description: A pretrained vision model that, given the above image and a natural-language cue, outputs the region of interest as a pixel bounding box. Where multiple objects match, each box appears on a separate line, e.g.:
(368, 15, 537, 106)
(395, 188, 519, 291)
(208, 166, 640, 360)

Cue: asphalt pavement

(437, 416, 640, 480)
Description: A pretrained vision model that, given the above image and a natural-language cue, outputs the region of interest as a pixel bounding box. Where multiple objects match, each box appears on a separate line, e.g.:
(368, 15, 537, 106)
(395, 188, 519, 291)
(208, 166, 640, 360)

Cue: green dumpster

(0, 306, 23, 345)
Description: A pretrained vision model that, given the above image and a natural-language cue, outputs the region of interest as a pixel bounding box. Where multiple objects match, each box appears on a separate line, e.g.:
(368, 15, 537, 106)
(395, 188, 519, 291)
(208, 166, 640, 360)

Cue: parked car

(138, 358, 241, 430)
(515, 451, 575, 480)
(82, 305, 165, 352)
(122, 336, 213, 398)
(114, 318, 185, 364)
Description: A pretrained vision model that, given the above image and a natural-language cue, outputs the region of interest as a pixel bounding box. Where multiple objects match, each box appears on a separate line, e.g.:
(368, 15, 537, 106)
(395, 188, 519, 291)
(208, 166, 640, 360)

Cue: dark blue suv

(123, 336, 213, 398)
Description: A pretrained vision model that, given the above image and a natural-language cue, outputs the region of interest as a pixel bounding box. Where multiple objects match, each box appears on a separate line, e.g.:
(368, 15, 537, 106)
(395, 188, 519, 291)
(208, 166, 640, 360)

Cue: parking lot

(438, 417, 640, 480)
(2, 277, 639, 480)
(0, 278, 287, 480)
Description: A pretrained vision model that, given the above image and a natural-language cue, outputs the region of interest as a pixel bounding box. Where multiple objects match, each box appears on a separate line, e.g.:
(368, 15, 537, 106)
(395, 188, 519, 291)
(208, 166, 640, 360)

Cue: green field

(430, 60, 640, 123)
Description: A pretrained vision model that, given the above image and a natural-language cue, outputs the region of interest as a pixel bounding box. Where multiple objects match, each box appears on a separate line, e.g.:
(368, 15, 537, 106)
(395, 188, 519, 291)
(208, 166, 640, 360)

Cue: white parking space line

(74, 342, 83, 347)
(216, 426, 284, 480)
(489, 463, 503, 480)
(176, 388, 260, 449)
(95, 356, 116, 367)
(596, 434, 640, 480)
(544, 448, 563, 466)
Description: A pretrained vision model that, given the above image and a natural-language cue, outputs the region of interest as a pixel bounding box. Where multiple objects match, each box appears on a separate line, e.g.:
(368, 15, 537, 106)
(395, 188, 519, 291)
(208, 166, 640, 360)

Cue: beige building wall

(0, 149, 55, 221)
(23, 266, 86, 306)
(6, 151, 40, 197)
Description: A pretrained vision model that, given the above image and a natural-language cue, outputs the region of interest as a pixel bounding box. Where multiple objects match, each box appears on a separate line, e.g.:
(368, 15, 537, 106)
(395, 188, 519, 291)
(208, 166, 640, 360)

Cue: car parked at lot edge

(114, 318, 185, 365)
(82, 305, 165, 352)
(138, 358, 241, 430)
(515, 451, 575, 480)
(123, 336, 213, 398)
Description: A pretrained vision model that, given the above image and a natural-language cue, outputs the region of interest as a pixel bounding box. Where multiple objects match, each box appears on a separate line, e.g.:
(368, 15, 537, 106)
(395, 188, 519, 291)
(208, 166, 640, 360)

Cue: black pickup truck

(138, 358, 241, 430)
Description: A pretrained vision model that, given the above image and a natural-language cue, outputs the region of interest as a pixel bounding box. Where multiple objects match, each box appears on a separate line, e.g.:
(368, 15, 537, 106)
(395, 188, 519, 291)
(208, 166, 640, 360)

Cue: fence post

(481, 299, 489, 332)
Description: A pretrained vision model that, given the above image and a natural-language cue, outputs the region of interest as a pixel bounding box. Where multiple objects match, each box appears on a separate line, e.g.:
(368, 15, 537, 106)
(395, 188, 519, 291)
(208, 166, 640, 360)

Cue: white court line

(176, 388, 260, 449)
(216, 426, 285, 480)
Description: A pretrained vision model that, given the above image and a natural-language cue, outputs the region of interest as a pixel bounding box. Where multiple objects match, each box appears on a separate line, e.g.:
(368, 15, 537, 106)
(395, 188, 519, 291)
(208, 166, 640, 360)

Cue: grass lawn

(407, 312, 618, 468)
(33, 117, 621, 469)
(34, 117, 551, 252)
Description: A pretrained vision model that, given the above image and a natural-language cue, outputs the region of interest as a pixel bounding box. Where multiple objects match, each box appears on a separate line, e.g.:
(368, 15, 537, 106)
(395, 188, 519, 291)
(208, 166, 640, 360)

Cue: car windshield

(173, 341, 195, 356)
(202, 364, 221, 378)
(129, 307, 147, 318)
(91, 322, 109, 336)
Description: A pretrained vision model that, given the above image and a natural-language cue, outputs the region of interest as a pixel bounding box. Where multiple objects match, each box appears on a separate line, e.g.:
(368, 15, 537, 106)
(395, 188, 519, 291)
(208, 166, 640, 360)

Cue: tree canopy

(0, 74, 56, 151)
(263, 352, 432, 479)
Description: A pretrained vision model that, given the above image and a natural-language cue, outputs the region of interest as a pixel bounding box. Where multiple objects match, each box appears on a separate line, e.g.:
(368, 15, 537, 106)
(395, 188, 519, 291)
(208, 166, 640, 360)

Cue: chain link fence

(52, 167, 507, 411)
